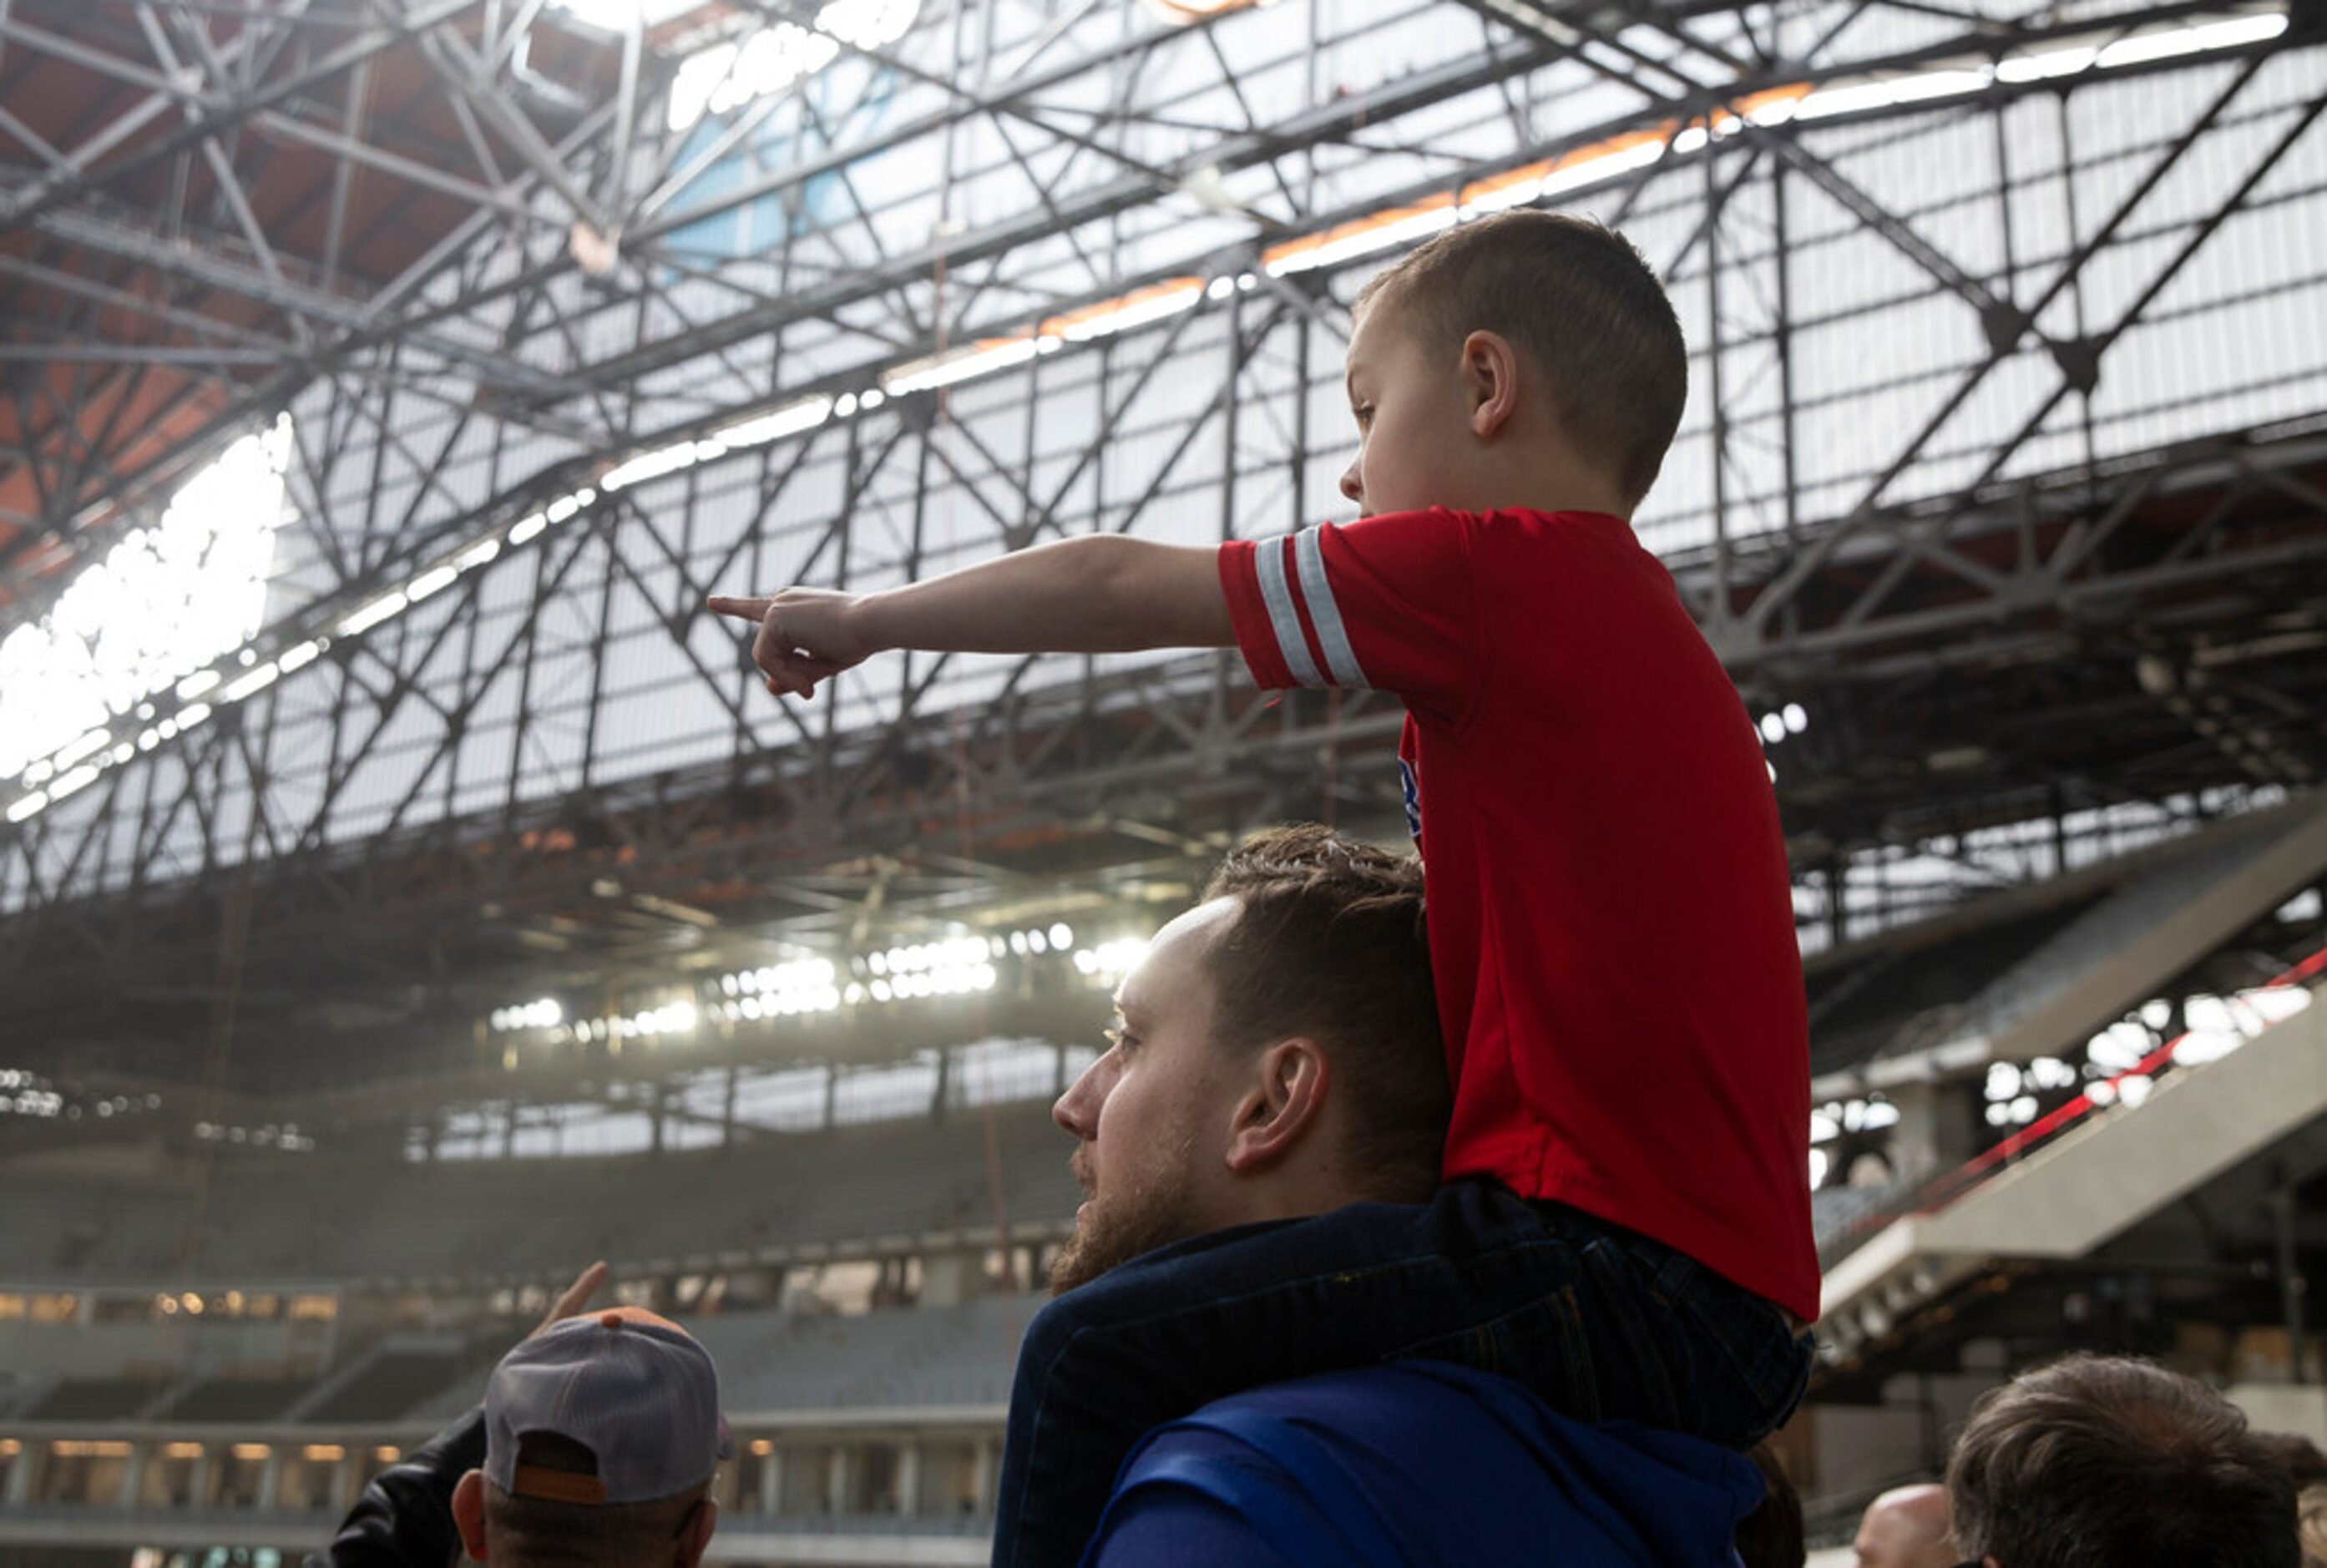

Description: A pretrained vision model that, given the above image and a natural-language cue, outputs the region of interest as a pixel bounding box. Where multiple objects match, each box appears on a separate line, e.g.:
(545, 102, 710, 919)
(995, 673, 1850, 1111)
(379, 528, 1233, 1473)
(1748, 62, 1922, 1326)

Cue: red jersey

(1218, 508, 1819, 1323)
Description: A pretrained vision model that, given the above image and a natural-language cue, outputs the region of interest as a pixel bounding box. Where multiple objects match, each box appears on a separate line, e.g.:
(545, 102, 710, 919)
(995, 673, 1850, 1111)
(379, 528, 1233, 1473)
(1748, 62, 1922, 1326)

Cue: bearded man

(999, 825, 1768, 1567)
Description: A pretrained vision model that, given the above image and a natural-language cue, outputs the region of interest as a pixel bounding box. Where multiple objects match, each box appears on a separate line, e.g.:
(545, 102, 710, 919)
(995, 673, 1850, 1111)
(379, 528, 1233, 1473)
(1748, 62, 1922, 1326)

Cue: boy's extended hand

(708, 589, 870, 698)
(711, 537, 1233, 702)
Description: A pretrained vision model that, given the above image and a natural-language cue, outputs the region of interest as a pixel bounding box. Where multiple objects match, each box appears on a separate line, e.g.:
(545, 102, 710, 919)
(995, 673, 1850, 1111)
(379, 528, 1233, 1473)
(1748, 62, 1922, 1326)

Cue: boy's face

(1339, 293, 1483, 518)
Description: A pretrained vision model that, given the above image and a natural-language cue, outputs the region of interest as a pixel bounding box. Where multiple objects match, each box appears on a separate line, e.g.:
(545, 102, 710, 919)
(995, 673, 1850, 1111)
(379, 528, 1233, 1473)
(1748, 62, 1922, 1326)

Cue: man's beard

(1047, 1146, 1204, 1297)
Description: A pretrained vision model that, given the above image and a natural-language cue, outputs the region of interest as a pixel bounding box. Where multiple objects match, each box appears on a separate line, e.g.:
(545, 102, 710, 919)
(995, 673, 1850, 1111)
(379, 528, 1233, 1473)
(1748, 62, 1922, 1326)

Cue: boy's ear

(1460, 330, 1522, 439)
(1224, 1039, 1330, 1174)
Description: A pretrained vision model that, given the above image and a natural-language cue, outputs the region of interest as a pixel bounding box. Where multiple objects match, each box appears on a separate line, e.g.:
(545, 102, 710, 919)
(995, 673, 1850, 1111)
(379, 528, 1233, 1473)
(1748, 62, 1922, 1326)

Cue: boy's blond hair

(1357, 210, 1687, 508)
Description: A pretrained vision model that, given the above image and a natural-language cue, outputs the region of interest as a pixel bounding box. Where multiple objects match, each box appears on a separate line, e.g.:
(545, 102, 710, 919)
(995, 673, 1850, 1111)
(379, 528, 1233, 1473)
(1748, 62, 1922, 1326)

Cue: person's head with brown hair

(1945, 1353, 2298, 1568)
(1339, 209, 1687, 523)
(1049, 823, 1445, 1294)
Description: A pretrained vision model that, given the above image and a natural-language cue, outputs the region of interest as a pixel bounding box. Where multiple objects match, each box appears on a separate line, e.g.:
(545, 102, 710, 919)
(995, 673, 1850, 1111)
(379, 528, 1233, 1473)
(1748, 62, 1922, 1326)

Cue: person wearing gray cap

(311, 1262, 727, 1568)
(451, 1300, 729, 1566)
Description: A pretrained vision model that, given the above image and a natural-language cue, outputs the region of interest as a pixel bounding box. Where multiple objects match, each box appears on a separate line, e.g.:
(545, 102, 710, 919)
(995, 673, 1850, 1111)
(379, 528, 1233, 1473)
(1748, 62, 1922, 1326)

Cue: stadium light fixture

(1141, 0, 1261, 21)
(716, 395, 832, 449)
(883, 336, 1046, 397)
(618, 1000, 700, 1039)
(491, 999, 565, 1033)
(719, 957, 842, 1015)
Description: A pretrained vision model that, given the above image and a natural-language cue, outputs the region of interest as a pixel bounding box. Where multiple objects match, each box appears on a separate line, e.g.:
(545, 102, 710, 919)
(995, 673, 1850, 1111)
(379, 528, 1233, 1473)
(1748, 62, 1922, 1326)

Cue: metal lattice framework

(2, 0, 2325, 1114)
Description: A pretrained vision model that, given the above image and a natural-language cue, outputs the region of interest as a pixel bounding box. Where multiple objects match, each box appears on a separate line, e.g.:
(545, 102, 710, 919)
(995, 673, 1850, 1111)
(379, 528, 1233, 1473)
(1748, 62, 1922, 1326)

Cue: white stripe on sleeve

(1294, 525, 1370, 688)
(1253, 536, 1326, 686)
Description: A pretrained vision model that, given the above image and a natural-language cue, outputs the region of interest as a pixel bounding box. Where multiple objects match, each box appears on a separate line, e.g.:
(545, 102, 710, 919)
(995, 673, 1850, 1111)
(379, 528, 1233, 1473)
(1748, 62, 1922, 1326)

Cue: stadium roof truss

(1, 0, 2325, 1095)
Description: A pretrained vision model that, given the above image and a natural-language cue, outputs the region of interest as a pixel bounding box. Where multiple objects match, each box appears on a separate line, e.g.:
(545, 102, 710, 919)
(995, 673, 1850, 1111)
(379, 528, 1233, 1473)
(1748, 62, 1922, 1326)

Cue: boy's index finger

(706, 594, 771, 621)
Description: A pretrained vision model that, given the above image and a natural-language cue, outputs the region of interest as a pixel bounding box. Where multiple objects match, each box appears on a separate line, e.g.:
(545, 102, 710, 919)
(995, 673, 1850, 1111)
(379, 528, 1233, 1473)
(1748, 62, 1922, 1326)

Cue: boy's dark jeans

(990, 1177, 1814, 1568)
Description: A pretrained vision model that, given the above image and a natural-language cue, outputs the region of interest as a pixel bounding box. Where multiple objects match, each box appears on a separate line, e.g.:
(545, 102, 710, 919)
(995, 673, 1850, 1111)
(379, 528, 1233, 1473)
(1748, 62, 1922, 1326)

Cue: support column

(758, 1447, 782, 1515)
(187, 1448, 212, 1509)
(4, 1444, 33, 1505)
(826, 1446, 853, 1515)
(971, 1438, 996, 1514)
(257, 1450, 282, 1510)
(118, 1443, 147, 1507)
(896, 1442, 921, 1517)
(1884, 1082, 1978, 1187)
(2279, 1180, 2309, 1383)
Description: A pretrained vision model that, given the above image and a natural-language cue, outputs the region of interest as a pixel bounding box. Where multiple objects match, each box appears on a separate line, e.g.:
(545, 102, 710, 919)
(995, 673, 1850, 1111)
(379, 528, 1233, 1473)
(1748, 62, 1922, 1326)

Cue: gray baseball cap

(483, 1307, 733, 1505)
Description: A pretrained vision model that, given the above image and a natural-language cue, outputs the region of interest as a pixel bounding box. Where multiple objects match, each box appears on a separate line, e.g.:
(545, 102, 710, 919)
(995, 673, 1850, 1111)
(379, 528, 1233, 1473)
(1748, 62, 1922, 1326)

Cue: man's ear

(1224, 1039, 1329, 1174)
(1459, 330, 1522, 439)
(678, 1495, 720, 1567)
(452, 1469, 490, 1563)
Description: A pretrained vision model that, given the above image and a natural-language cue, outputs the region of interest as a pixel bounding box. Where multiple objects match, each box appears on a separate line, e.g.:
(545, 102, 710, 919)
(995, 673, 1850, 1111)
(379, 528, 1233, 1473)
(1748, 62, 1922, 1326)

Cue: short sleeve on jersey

(1217, 508, 1479, 726)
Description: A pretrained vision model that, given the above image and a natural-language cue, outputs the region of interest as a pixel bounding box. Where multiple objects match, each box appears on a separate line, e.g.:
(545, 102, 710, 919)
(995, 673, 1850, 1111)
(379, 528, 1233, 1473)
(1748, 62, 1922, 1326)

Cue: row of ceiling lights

(489, 924, 1151, 1042)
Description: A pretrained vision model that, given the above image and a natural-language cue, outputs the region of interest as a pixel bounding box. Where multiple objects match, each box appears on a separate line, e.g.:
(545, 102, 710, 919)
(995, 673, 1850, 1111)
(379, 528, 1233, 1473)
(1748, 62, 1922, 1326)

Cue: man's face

(1048, 898, 1249, 1295)
(1338, 294, 1483, 518)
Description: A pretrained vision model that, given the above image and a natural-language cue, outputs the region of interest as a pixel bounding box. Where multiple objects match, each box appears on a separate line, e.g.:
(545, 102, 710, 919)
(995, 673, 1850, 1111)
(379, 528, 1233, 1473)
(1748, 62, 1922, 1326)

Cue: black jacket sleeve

(306, 1408, 485, 1568)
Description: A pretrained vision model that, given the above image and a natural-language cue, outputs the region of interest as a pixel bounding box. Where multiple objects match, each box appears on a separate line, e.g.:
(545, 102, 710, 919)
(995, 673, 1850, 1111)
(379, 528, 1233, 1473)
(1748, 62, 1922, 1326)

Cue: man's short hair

(1945, 1353, 2298, 1568)
(1356, 209, 1687, 508)
(483, 1431, 711, 1565)
(1200, 824, 1447, 1199)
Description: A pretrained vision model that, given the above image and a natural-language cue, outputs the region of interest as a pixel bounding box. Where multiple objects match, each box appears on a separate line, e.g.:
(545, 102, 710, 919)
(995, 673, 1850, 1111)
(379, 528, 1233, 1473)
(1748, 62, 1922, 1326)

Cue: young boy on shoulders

(713, 210, 1819, 1566)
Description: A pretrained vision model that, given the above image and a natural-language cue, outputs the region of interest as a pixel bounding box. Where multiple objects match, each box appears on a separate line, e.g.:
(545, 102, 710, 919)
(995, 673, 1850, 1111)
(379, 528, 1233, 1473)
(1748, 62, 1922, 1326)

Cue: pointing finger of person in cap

(530, 1260, 610, 1340)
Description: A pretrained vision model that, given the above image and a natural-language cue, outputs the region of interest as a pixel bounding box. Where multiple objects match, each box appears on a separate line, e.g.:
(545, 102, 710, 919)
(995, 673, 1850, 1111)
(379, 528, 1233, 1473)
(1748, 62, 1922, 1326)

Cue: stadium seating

(156, 1378, 316, 1422)
(396, 1294, 1040, 1420)
(0, 1101, 1081, 1287)
(16, 1376, 170, 1420)
(289, 1339, 467, 1423)
(1807, 802, 2326, 1087)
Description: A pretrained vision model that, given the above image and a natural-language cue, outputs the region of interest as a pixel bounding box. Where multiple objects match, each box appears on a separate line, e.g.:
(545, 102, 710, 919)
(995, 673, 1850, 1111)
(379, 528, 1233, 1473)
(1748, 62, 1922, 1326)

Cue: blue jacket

(1081, 1361, 1761, 1567)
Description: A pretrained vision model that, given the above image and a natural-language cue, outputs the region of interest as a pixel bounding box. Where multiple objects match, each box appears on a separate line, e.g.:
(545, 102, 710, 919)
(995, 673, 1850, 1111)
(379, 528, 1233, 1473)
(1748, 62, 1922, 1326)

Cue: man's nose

(1338, 462, 1363, 504)
(1053, 1058, 1105, 1139)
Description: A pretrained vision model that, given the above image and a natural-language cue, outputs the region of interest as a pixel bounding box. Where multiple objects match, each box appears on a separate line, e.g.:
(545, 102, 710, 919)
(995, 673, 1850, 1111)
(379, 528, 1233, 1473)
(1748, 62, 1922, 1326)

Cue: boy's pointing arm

(709, 534, 1235, 700)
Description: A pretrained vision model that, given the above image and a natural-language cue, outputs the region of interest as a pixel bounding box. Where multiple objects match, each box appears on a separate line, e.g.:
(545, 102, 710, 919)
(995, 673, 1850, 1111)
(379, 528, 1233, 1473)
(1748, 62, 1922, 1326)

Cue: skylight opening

(666, 0, 920, 134)
(0, 416, 293, 785)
